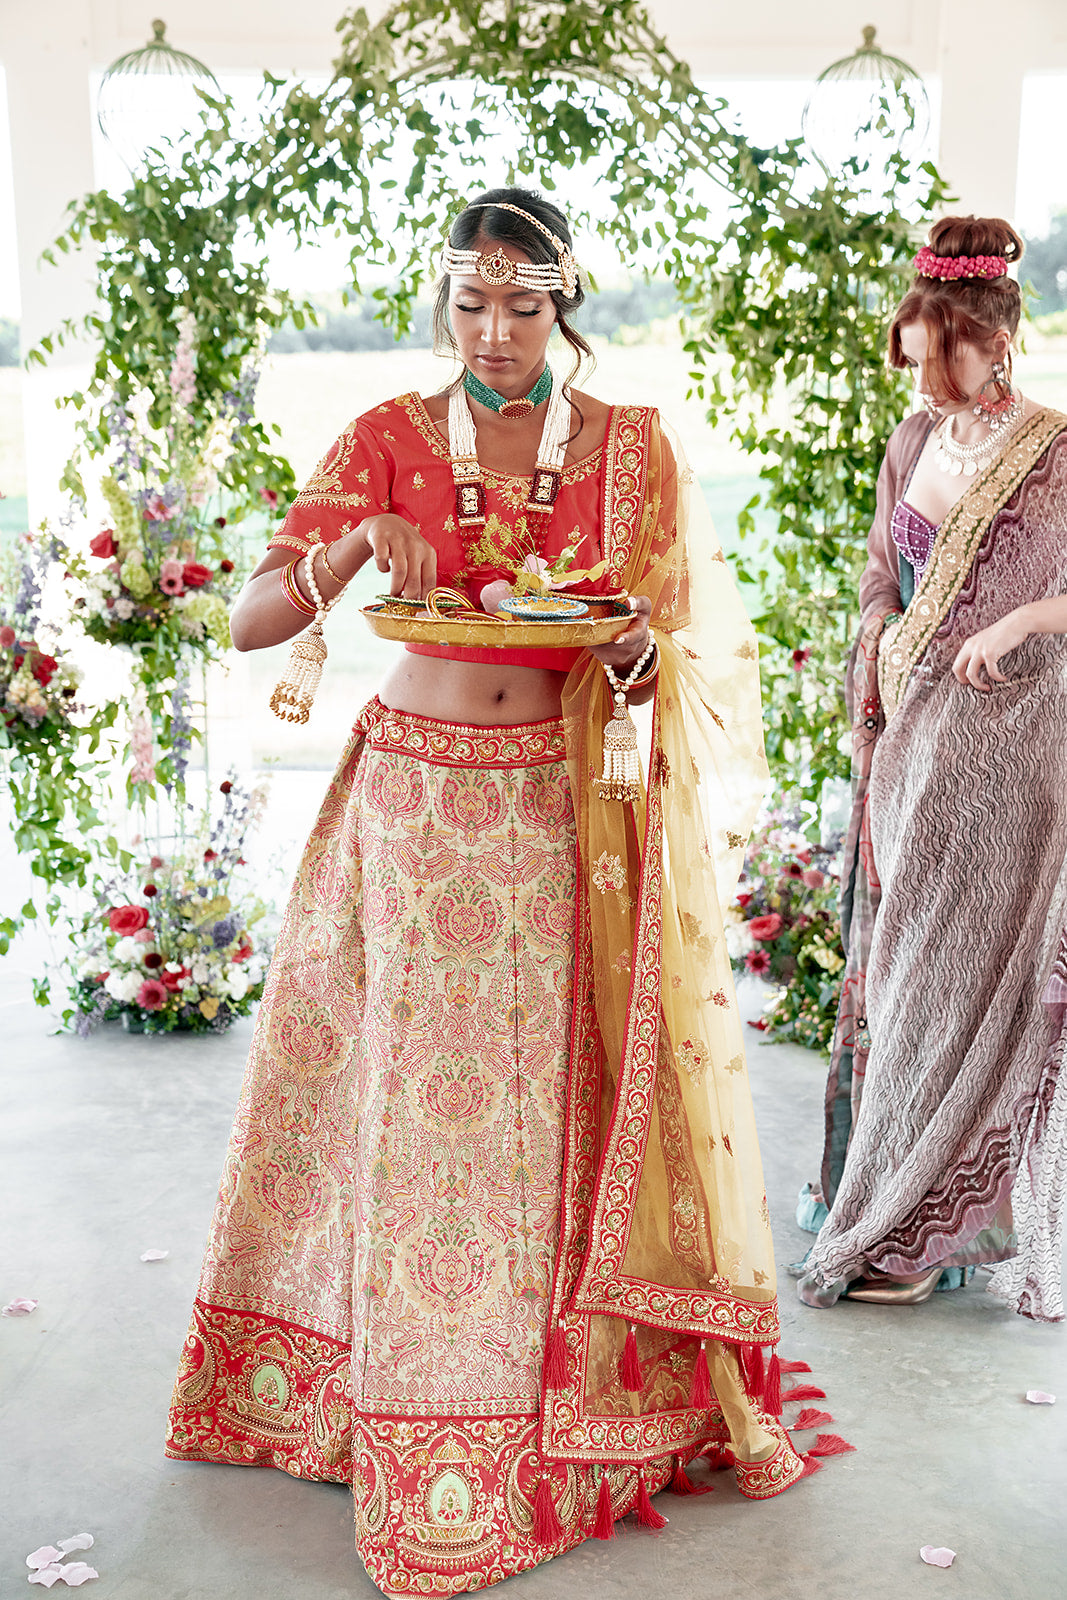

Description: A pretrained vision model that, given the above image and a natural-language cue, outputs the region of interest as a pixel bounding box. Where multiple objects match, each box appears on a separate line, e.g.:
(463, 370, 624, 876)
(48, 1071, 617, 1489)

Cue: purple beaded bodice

(891, 499, 937, 578)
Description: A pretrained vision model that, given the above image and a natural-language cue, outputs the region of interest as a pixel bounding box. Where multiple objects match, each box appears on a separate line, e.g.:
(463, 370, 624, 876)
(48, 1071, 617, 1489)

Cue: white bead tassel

(270, 624, 327, 724)
(597, 693, 642, 802)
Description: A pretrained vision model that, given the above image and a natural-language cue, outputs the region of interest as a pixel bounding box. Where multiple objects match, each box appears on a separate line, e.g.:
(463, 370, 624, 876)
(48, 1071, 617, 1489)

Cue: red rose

(149, 855, 164, 869)
(90, 530, 117, 559)
(0, 625, 15, 648)
(160, 966, 189, 992)
(137, 978, 168, 1010)
(31, 654, 58, 687)
(219, 559, 234, 573)
(745, 948, 772, 975)
(219, 780, 232, 794)
(748, 913, 784, 942)
(214, 517, 227, 529)
(203, 849, 217, 862)
(108, 904, 150, 935)
(143, 884, 158, 897)
(233, 943, 253, 963)
(260, 488, 279, 509)
(143, 953, 163, 969)
(736, 892, 753, 908)
(181, 562, 213, 589)
(791, 647, 812, 672)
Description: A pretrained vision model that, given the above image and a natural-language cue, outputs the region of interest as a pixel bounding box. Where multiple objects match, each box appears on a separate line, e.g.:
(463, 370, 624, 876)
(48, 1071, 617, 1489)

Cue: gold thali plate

(362, 599, 636, 650)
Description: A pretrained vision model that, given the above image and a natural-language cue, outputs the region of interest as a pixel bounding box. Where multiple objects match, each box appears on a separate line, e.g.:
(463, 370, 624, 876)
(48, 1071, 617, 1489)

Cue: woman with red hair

(796, 216, 1067, 1319)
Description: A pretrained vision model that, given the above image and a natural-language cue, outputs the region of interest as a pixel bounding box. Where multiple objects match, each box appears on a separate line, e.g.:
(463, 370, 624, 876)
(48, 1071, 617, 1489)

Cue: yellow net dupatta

(544, 409, 776, 1467)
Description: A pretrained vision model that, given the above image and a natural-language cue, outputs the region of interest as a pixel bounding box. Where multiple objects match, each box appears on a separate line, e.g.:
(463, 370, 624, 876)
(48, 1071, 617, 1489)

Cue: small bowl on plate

(497, 594, 589, 622)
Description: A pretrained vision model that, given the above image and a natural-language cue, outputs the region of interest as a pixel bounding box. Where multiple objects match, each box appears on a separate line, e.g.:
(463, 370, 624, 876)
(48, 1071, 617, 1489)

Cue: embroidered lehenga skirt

(169, 703, 687, 1592)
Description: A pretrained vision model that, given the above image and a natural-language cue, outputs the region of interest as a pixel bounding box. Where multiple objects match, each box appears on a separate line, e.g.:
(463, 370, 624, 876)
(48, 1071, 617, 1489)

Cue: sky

(1, 67, 1066, 322)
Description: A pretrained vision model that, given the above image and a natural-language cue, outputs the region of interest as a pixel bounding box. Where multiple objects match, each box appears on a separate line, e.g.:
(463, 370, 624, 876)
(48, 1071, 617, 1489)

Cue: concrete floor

(1, 979, 1065, 1600)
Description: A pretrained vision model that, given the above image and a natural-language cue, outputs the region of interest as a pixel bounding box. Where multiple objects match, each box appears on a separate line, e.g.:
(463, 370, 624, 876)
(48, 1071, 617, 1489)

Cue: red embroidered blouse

(268, 391, 631, 670)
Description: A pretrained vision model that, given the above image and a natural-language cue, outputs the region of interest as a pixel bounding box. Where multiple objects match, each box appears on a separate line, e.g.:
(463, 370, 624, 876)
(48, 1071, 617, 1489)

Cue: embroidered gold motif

(735, 641, 757, 660)
(753, 1269, 768, 1286)
(708, 1273, 730, 1295)
(710, 989, 729, 1008)
(591, 852, 627, 894)
(671, 974, 682, 989)
(712, 549, 726, 563)
(677, 1037, 708, 1083)
(724, 1054, 744, 1074)
(613, 951, 631, 974)
(726, 831, 746, 850)
(412, 472, 426, 491)
(759, 1195, 771, 1226)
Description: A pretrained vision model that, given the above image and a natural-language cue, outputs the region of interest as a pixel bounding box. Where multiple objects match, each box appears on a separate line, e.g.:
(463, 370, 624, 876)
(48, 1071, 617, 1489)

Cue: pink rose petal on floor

(3, 1296, 38, 1316)
(920, 1546, 956, 1567)
(28, 1566, 65, 1588)
(1025, 1390, 1055, 1404)
(57, 1536, 94, 1555)
(139, 1249, 169, 1262)
(57, 1563, 98, 1586)
(26, 1548, 63, 1569)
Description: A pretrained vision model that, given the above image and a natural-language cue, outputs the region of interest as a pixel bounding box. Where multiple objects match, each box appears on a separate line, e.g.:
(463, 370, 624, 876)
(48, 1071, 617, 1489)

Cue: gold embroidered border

(601, 406, 653, 579)
(878, 407, 1067, 720)
(357, 698, 567, 767)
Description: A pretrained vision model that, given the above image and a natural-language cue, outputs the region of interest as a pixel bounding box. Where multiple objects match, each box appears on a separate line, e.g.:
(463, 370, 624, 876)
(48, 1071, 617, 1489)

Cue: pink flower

(145, 495, 177, 522)
(0, 625, 15, 648)
(749, 913, 784, 942)
(134, 927, 155, 943)
(791, 647, 812, 672)
(137, 979, 168, 1011)
(745, 949, 772, 975)
(260, 488, 279, 509)
(108, 904, 150, 935)
(90, 530, 117, 558)
(783, 862, 804, 880)
(159, 558, 185, 596)
(802, 868, 826, 889)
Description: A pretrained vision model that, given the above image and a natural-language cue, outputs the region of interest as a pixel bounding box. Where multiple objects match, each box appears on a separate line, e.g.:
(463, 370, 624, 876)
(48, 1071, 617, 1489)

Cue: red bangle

(280, 559, 316, 617)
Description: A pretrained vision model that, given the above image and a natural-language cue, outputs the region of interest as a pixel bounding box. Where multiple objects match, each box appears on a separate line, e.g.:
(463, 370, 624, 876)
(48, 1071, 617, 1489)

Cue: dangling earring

(973, 359, 1014, 425)
(920, 393, 939, 419)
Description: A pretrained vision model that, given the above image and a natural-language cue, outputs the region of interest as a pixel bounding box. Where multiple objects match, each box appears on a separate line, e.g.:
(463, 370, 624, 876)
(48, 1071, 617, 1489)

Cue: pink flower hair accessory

(914, 246, 1007, 281)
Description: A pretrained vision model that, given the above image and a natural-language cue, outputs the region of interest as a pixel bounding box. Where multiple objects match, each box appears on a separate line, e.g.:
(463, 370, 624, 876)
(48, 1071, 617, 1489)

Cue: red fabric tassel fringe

(799, 1454, 824, 1478)
(763, 1350, 782, 1416)
(688, 1339, 712, 1408)
(670, 1456, 716, 1496)
(593, 1472, 616, 1540)
(781, 1384, 826, 1403)
(808, 1433, 856, 1457)
(779, 1358, 812, 1374)
(544, 1324, 570, 1390)
(633, 1468, 669, 1530)
(740, 1341, 765, 1402)
(533, 1475, 564, 1545)
(791, 1408, 833, 1430)
(702, 1446, 735, 1472)
(620, 1324, 644, 1393)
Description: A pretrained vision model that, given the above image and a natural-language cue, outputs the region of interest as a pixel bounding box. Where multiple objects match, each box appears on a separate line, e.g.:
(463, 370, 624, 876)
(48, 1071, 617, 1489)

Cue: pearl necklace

(932, 394, 1024, 477)
(447, 369, 572, 529)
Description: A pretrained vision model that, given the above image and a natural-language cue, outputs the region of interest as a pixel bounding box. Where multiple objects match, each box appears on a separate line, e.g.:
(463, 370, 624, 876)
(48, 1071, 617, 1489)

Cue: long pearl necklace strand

(447, 369, 572, 528)
(932, 392, 1024, 477)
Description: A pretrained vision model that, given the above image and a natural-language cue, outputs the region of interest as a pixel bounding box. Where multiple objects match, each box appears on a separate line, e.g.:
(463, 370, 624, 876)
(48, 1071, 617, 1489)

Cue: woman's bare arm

(230, 514, 438, 652)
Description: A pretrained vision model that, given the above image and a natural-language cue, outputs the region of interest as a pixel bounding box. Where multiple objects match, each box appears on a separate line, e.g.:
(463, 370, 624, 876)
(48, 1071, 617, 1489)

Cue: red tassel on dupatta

(593, 1471, 616, 1540)
(763, 1349, 783, 1415)
(740, 1341, 765, 1403)
(688, 1338, 712, 1408)
(670, 1456, 716, 1496)
(620, 1324, 644, 1393)
(533, 1475, 564, 1545)
(633, 1468, 668, 1529)
(544, 1324, 571, 1390)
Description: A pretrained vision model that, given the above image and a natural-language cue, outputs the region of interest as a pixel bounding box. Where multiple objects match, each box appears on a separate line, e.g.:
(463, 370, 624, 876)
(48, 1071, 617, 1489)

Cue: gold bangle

(319, 543, 346, 586)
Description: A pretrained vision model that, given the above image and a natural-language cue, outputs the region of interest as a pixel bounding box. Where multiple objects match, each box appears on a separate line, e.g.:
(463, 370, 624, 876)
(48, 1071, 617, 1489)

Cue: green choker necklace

(463, 366, 552, 419)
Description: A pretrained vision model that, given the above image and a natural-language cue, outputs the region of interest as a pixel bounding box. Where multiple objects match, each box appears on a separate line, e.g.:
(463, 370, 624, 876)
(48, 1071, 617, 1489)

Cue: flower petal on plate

(1025, 1390, 1055, 1404)
(139, 1249, 169, 1262)
(919, 1546, 956, 1567)
(57, 1535, 94, 1555)
(3, 1296, 38, 1316)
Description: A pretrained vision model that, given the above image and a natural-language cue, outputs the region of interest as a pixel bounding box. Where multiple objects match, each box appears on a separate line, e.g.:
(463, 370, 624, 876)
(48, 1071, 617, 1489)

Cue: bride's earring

(973, 359, 1014, 425)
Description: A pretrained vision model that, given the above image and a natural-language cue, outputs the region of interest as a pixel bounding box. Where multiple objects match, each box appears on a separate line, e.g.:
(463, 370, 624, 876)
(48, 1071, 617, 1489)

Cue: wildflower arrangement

(1, 533, 82, 735)
(726, 813, 845, 1053)
(68, 776, 272, 1036)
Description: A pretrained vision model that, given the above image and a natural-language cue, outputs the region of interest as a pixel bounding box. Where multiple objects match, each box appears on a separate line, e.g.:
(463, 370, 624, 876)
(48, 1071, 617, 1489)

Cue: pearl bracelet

(602, 639, 656, 699)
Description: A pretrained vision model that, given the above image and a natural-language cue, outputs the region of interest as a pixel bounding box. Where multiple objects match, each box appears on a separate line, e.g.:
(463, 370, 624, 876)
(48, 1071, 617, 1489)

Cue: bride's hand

(588, 594, 653, 673)
(952, 609, 1031, 691)
(357, 514, 437, 599)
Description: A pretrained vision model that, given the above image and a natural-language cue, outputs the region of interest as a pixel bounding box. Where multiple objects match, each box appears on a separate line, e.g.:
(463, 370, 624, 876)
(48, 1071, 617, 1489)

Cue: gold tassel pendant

(270, 622, 328, 724)
(596, 693, 642, 802)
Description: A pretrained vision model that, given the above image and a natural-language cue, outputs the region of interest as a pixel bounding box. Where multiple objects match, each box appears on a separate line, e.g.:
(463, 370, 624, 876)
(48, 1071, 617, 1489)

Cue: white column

(937, 0, 1029, 221)
(2, 0, 97, 522)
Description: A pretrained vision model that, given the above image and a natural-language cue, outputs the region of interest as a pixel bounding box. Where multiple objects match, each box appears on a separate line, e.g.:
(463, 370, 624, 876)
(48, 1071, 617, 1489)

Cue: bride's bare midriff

(378, 652, 569, 726)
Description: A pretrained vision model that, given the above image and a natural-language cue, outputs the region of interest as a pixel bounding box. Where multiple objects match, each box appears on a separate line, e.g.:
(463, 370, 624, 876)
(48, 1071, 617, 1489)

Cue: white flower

(104, 969, 143, 1003)
(191, 959, 211, 984)
(225, 969, 250, 1002)
(110, 936, 146, 965)
(725, 921, 755, 962)
(113, 597, 135, 620)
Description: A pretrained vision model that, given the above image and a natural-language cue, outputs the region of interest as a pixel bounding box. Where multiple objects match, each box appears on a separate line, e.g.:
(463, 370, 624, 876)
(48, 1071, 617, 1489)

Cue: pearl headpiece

(441, 201, 581, 299)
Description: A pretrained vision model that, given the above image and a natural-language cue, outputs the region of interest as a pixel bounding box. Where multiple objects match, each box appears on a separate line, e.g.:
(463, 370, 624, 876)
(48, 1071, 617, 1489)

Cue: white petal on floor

(139, 1249, 169, 1262)
(3, 1297, 39, 1316)
(1025, 1389, 1055, 1404)
(919, 1546, 956, 1567)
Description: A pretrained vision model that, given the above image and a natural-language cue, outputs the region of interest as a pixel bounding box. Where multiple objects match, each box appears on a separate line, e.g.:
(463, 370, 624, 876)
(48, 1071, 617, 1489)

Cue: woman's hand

(588, 594, 653, 674)
(952, 608, 1032, 691)
(360, 514, 437, 599)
